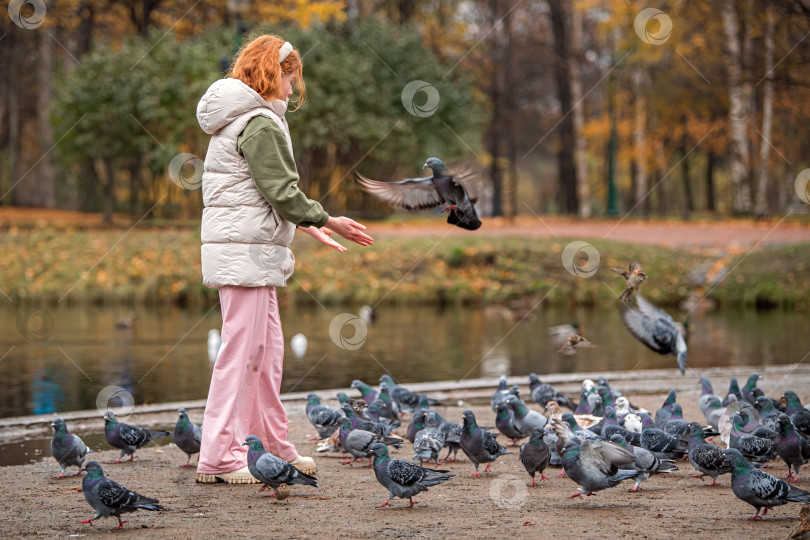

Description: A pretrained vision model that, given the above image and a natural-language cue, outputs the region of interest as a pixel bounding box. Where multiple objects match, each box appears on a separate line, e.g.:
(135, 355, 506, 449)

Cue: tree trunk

(487, 0, 504, 217)
(548, 0, 579, 214)
(36, 27, 56, 208)
(569, 3, 590, 218)
(632, 69, 649, 217)
(706, 151, 716, 212)
(504, 0, 518, 221)
(680, 143, 694, 218)
(102, 159, 116, 224)
(722, 0, 753, 213)
(754, 3, 774, 217)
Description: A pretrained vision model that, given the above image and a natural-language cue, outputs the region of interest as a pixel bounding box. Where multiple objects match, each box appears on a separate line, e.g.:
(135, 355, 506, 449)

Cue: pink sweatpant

(197, 285, 298, 474)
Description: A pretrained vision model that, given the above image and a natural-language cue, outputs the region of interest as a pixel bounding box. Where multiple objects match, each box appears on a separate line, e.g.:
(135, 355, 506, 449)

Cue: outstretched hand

(297, 226, 347, 252)
(325, 216, 374, 247)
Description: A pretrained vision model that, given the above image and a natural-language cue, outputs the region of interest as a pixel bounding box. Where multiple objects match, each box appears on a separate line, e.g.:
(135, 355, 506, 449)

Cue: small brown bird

(273, 483, 290, 502)
(611, 262, 647, 301)
(557, 335, 594, 356)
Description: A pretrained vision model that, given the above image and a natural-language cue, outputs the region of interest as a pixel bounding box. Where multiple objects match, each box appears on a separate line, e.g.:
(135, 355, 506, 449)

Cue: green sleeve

(237, 115, 330, 228)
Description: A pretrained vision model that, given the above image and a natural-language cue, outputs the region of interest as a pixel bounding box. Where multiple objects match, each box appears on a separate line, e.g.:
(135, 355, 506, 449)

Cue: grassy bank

(1, 226, 808, 309)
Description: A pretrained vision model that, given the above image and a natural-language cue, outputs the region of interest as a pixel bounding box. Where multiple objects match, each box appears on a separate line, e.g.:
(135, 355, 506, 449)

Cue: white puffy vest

(197, 78, 296, 288)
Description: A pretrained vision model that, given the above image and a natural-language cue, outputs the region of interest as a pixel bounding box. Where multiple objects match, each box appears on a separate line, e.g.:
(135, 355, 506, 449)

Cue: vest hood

(196, 77, 288, 135)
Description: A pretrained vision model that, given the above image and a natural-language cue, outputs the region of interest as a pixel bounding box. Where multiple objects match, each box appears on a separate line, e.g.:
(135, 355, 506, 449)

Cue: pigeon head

(528, 373, 541, 387)
(784, 391, 802, 411)
(530, 427, 545, 441)
(51, 417, 66, 431)
(723, 448, 750, 471)
(369, 442, 389, 458)
(336, 392, 349, 404)
(103, 411, 117, 423)
(350, 379, 365, 390)
(495, 402, 511, 418)
(776, 414, 795, 435)
(339, 417, 353, 431)
(379, 374, 394, 385)
(746, 372, 761, 386)
(497, 375, 508, 390)
(561, 441, 579, 456)
(609, 434, 628, 448)
(560, 412, 579, 430)
(422, 157, 448, 174)
(597, 377, 610, 388)
(706, 396, 722, 410)
(754, 396, 774, 413)
(83, 461, 104, 478)
(582, 379, 596, 393)
(700, 376, 713, 393)
(425, 412, 439, 428)
(671, 403, 684, 419)
(306, 393, 320, 405)
(751, 388, 764, 399)
(341, 403, 355, 417)
(615, 397, 630, 411)
(178, 408, 188, 418)
(510, 385, 521, 397)
(242, 435, 265, 451)
(544, 401, 561, 416)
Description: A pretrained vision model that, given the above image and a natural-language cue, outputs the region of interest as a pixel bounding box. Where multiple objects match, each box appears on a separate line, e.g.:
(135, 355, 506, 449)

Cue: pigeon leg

(762, 508, 769, 516)
(128, 454, 136, 462)
(527, 477, 536, 487)
(259, 485, 268, 492)
(470, 465, 481, 478)
(114, 518, 127, 530)
(705, 479, 720, 487)
(557, 470, 567, 478)
(55, 472, 65, 479)
(376, 498, 392, 509)
(73, 469, 83, 476)
(483, 463, 492, 473)
(340, 458, 356, 466)
(406, 498, 418, 509)
(568, 492, 582, 499)
(79, 518, 96, 525)
(748, 509, 762, 521)
(540, 473, 549, 481)
(585, 492, 597, 496)
(181, 457, 191, 468)
(113, 457, 122, 464)
(441, 205, 458, 213)
(690, 474, 705, 479)
(629, 483, 643, 492)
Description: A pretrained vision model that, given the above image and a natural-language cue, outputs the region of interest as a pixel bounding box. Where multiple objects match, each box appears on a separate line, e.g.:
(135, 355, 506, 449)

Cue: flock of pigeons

(45, 370, 810, 528)
(304, 372, 810, 521)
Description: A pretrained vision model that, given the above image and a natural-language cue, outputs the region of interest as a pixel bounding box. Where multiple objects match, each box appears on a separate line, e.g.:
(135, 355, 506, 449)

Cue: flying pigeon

(103, 411, 170, 462)
(725, 448, 810, 520)
(243, 435, 318, 497)
(610, 262, 647, 301)
(50, 418, 91, 478)
(529, 373, 576, 410)
(561, 439, 639, 497)
(619, 295, 687, 374)
(305, 393, 344, 440)
(370, 443, 454, 508)
(357, 157, 482, 230)
(80, 461, 164, 530)
(172, 408, 202, 468)
(519, 427, 551, 486)
(557, 335, 595, 356)
(459, 410, 511, 476)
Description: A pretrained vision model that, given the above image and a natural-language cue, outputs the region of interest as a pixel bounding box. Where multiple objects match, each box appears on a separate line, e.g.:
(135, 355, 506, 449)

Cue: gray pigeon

(654, 390, 678, 428)
(495, 401, 527, 445)
(703, 396, 724, 431)
(412, 412, 446, 466)
(103, 411, 171, 462)
(609, 434, 678, 492)
(50, 418, 91, 478)
(561, 440, 639, 497)
(338, 418, 402, 466)
(774, 413, 810, 482)
(725, 448, 810, 520)
(357, 157, 482, 230)
(172, 408, 202, 468)
(80, 461, 164, 530)
(528, 373, 576, 410)
(698, 376, 721, 418)
(519, 427, 551, 486)
(305, 393, 344, 440)
(619, 295, 687, 374)
(490, 375, 511, 412)
(729, 414, 776, 465)
(640, 414, 688, 460)
(370, 443, 454, 508)
(460, 410, 512, 476)
(504, 395, 548, 434)
(243, 436, 318, 497)
(686, 423, 732, 486)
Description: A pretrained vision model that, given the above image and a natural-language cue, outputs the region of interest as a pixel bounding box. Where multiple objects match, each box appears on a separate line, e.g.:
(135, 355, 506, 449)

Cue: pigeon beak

(422, 163, 429, 169)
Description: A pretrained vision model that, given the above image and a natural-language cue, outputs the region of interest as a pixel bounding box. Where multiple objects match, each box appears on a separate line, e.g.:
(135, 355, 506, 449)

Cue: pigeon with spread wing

(357, 157, 481, 230)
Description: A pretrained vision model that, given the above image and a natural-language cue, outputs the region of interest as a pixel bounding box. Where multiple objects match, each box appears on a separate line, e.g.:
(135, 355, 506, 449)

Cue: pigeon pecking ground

(0, 392, 808, 539)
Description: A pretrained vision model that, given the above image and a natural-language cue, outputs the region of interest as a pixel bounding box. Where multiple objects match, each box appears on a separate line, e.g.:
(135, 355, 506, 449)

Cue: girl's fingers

(322, 227, 334, 236)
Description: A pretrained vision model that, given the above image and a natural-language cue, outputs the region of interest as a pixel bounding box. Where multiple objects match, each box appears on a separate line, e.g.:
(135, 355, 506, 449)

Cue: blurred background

(1, 1, 809, 425)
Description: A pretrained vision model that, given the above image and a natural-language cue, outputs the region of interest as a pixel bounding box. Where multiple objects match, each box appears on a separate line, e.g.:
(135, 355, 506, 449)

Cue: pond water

(1, 302, 809, 421)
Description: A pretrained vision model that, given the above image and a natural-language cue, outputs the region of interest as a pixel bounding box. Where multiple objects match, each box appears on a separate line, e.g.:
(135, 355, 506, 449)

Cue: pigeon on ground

(495, 402, 527, 445)
(80, 461, 163, 530)
(686, 423, 732, 486)
(305, 393, 344, 440)
(558, 413, 601, 441)
(640, 414, 688, 460)
(350, 379, 378, 403)
(703, 396, 725, 431)
(774, 414, 810, 482)
(460, 410, 511, 476)
(610, 262, 647, 301)
(491, 375, 511, 412)
(574, 387, 593, 415)
(412, 412, 447, 466)
(723, 378, 743, 406)
(243, 436, 318, 497)
(504, 395, 547, 434)
(602, 407, 641, 446)
(698, 376, 721, 418)
(663, 404, 691, 437)
(729, 414, 777, 465)
(367, 382, 400, 422)
(338, 418, 402, 466)
(379, 375, 418, 412)
(50, 418, 91, 478)
(561, 439, 639, 497)
(609, 434, 677, 492)
(519, 427, 551, 486)
(784, 391, 810, 438)
(654, 390, 678, 429)
(725, 448, 810, 520)
(172, 408, 202, 468)
(529, 373, 576, 410)
(357, 157, 482, 230)
(754, 396, 781, 433)
(103, 411, 170, 462)
(370, 443, 454, 508)
(341, 404, 399, 437)
(619, 295, 687, 374)
(741, 373, 761, 404)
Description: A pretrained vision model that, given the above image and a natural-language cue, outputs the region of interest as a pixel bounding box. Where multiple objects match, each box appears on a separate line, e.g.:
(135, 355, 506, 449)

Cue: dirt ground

(0, 391, 807, 539)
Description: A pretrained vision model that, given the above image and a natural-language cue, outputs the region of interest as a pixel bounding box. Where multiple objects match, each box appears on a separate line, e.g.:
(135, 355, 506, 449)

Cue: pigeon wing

(117, 424, 148, 447)
(356, 173, 443, 211)
(96, 478, 144, 509)
(387, 459, 425, 486)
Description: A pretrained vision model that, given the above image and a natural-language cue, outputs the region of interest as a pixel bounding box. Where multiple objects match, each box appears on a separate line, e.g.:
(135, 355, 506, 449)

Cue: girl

(194, 35, 373, 483)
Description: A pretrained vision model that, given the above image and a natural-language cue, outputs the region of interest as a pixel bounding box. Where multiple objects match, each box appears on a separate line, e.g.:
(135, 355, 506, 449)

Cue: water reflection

(0, 303, 808, 419)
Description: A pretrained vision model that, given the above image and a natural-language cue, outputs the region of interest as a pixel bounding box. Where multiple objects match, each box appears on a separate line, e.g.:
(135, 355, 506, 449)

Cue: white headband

(279, 42, 293, 63)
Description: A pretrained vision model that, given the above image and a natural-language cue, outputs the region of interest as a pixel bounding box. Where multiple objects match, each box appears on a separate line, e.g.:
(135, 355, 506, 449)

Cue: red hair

(230, 34, 306, 111)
